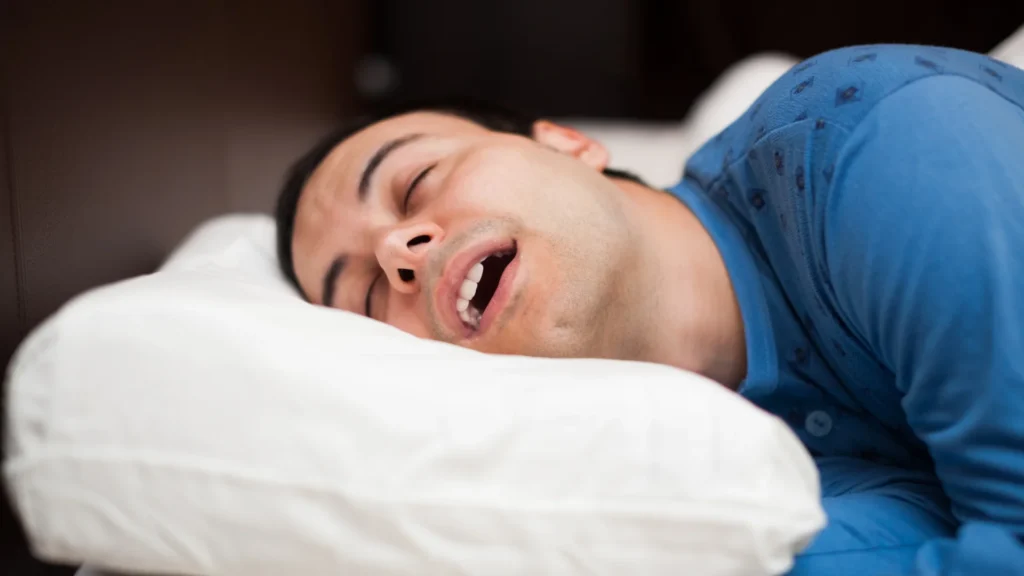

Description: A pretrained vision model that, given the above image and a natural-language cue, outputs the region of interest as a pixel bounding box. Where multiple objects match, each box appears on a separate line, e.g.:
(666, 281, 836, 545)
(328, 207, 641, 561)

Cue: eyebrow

(357, 133, 425, 200)
(321, 256, 346, 307)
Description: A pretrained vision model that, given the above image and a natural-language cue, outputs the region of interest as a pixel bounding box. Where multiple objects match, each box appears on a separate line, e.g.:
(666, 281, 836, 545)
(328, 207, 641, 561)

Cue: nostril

(398, 269, 415, 283)
(408, 235, 431, 247)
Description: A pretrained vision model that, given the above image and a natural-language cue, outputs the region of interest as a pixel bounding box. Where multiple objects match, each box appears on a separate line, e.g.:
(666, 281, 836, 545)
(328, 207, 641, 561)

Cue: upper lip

(435, 237, 515, 337)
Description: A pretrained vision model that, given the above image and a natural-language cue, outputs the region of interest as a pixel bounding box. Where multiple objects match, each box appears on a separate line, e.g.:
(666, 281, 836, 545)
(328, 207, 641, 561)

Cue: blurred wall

(1, 1, 364, 573)
(365, 0, 1024, 119)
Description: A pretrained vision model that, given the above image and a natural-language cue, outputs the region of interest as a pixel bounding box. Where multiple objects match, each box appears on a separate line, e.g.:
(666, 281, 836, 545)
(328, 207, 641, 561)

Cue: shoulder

(746, 44, 1015, 137)
(685, 44, 1018, 191)
(819, 71, 1024, 367)
(730, 44, 1024, 273)
(824, 70, 1024, 266)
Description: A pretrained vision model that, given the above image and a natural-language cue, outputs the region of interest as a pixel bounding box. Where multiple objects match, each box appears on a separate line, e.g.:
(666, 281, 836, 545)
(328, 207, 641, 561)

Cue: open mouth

(455, 242, 517, 330)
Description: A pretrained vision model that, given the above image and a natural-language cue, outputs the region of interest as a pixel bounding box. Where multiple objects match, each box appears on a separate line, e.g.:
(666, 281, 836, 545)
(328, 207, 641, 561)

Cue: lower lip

(471, 252, 520, 337)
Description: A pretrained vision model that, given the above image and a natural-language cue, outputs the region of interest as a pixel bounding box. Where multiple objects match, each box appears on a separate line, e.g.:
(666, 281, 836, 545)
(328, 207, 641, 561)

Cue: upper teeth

(457, 260, 486, 328)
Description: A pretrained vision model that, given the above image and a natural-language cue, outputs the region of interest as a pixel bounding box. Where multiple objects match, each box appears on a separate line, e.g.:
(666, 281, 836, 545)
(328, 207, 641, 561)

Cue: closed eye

(364, 273, 382, 318)
(403, 164, 436, 214)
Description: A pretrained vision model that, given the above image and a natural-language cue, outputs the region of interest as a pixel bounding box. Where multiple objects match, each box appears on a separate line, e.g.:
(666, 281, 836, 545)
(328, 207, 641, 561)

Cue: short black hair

(275, 99, 643, 297)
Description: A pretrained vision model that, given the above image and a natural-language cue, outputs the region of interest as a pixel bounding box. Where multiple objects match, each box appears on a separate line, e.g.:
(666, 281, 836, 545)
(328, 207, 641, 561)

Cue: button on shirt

(668, 45, 1024, 575)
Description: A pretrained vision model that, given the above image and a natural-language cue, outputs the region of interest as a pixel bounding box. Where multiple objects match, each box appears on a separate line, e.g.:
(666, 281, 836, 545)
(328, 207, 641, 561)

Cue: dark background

(364, 0, 1022, 119)
(2, 1, 1022, 574)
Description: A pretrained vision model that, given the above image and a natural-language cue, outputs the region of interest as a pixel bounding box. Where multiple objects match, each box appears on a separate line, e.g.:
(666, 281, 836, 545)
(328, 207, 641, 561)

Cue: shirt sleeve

(788, 457, 956, 575)
(824, 74, 1024, 575)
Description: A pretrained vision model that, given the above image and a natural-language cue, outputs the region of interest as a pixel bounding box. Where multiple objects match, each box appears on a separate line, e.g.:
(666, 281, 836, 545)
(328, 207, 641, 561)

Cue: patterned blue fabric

(668, 45, 1024, 575)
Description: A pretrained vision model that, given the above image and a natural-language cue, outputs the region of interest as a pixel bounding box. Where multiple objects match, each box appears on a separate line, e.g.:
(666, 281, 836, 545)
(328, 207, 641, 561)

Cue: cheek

(383, 296, 432, 339)
(436, 148, 549, 217)
(436, 182, 525, 221)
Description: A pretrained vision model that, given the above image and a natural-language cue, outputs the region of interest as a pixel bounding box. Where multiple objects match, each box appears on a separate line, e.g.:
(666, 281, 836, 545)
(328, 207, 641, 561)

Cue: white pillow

(4, 214, 824, 576)
(566, 52, 798, 189)
(991, 23, 1024, 69)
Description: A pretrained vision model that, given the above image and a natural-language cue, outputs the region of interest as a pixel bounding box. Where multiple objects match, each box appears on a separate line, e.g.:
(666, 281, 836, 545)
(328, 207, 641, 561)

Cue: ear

(532, 120, 609, 172)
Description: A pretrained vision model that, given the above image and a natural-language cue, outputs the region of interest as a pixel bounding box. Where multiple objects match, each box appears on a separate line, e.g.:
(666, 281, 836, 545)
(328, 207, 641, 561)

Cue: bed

(3, 3, 1023, 572)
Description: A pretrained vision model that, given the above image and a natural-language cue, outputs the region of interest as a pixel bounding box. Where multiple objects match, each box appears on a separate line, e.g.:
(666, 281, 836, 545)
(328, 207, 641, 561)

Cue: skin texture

(291, 111, 748, 388)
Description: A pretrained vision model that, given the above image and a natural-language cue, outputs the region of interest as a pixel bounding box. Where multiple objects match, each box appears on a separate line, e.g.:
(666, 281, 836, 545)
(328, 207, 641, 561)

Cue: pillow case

(4, 214, 825, 576)
(991, 22, 1024, 69)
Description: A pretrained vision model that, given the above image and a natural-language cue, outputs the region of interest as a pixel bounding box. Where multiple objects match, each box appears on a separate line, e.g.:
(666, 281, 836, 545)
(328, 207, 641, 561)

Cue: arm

(826, 74, 1024, 575)
(788, 457, 956, 576)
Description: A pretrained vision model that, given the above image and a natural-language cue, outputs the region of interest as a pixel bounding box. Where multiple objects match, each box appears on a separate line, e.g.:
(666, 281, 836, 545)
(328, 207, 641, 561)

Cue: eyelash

(403, 164, 436, 214)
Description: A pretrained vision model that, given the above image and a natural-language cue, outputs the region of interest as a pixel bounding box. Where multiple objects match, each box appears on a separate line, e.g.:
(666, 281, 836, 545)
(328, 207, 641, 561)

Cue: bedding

(991, 21, 1024, 68)
(4, 214, 824, 576)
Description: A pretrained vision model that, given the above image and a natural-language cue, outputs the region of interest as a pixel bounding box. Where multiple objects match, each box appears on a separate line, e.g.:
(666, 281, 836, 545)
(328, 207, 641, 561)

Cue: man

(278, 44, 1024, 575)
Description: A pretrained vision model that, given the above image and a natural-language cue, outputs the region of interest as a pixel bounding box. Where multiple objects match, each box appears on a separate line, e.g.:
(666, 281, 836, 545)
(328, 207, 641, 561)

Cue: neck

(616, 179, 747, 390)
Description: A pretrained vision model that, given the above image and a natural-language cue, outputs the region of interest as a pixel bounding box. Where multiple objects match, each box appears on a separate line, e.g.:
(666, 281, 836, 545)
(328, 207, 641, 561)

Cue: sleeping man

(277, 45, 1024, 575)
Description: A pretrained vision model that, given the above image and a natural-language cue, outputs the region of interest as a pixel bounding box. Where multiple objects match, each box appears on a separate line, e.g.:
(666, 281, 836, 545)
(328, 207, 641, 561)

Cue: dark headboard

(1, 1, 364, 573)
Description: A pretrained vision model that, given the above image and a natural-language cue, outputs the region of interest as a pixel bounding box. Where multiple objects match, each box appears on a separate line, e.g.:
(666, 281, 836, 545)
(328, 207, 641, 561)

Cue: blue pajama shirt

(668, 45, 1024, 575)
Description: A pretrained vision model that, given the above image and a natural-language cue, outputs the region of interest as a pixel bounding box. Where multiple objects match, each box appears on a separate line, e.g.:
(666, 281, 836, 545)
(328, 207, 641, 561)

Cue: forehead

(300, 111, 492, 218)
(303, 112, 483, 206)
(291, 112, 489, 299)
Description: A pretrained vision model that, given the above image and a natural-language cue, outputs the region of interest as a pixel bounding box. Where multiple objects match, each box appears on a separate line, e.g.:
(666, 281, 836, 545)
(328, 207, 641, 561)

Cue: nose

(375, 221, 444, 293)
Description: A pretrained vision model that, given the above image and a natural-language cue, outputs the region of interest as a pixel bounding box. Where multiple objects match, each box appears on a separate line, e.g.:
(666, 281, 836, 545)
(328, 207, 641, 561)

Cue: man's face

(291, 111, 641, 358)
